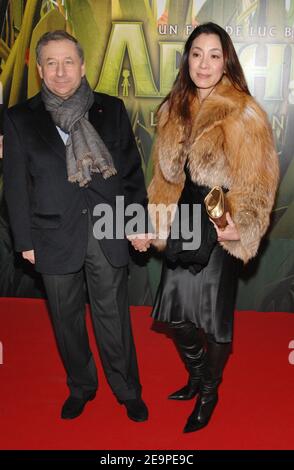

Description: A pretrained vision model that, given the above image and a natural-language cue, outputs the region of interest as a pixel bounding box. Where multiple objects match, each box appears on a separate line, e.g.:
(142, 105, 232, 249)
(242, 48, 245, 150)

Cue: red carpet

(0, 298, 293, 450)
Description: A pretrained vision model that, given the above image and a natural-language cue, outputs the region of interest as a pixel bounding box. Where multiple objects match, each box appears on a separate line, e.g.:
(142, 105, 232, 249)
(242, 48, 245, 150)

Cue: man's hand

(127, 233, 155, 252)
(22, 250, 35, 264)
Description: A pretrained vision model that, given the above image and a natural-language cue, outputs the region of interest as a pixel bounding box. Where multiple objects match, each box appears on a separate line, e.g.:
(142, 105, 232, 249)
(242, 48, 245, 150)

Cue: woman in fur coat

(148, 22, 279, 433)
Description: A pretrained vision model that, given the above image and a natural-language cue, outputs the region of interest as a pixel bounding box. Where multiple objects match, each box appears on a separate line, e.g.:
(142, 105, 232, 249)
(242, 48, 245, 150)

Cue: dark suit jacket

(3, 92, 148, 274)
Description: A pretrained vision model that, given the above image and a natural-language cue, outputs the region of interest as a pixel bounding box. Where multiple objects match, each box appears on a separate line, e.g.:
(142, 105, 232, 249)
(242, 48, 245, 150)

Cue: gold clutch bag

(204, 186, 229, 229)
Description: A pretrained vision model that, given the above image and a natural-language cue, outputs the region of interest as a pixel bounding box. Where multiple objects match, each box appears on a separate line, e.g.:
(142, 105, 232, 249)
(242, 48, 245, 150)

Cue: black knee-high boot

(183, 335, 231, 432)
(168, 322, 206, 401)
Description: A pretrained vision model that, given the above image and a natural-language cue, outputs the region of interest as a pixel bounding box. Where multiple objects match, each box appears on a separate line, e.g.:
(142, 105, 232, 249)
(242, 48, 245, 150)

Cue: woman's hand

(210, 212, 240, 242)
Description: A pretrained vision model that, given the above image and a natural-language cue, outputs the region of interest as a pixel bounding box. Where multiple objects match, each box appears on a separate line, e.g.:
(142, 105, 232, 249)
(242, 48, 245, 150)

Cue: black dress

(151, 173, 240, 343)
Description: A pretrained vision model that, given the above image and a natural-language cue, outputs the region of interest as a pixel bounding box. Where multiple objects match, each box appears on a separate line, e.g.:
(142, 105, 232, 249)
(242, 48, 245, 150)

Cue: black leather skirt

(151, 240, 241, 343)
(151, 176, 241, 342)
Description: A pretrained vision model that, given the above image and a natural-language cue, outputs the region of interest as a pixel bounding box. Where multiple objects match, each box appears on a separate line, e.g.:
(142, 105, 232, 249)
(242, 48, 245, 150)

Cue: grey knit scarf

(41, 77, 117, 187)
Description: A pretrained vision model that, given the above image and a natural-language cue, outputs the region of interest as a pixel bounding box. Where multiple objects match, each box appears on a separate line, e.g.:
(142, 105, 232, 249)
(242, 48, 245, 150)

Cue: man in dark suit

(3, 30, 151, 421)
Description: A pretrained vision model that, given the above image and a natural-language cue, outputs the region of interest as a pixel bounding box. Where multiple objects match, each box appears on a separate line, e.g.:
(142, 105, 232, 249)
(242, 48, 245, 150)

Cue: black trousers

(42, 216, 141, 401)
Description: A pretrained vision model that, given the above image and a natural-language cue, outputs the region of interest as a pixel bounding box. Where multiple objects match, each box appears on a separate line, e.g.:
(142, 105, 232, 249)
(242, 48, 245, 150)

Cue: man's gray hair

(36, 30, 84, 65)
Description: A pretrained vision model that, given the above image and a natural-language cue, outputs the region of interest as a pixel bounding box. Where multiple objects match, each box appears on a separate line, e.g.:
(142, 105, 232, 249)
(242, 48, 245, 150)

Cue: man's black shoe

(122, 398, 149, 422)
(61, 392, 96, 419)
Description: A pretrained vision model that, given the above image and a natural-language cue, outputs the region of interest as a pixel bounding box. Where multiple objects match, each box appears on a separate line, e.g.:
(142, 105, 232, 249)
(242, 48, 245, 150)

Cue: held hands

(127, 233, 155, 252)
(22, 250, 35, 264)
(210, 212, 240, 242)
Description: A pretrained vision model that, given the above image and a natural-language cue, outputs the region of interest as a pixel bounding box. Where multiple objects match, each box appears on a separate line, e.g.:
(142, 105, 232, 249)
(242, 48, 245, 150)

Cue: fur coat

(148, 76, 279, 263)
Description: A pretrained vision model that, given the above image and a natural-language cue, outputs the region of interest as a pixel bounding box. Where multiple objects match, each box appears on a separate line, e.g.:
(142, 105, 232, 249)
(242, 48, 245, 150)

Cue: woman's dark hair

(161, 22, 250, 124)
